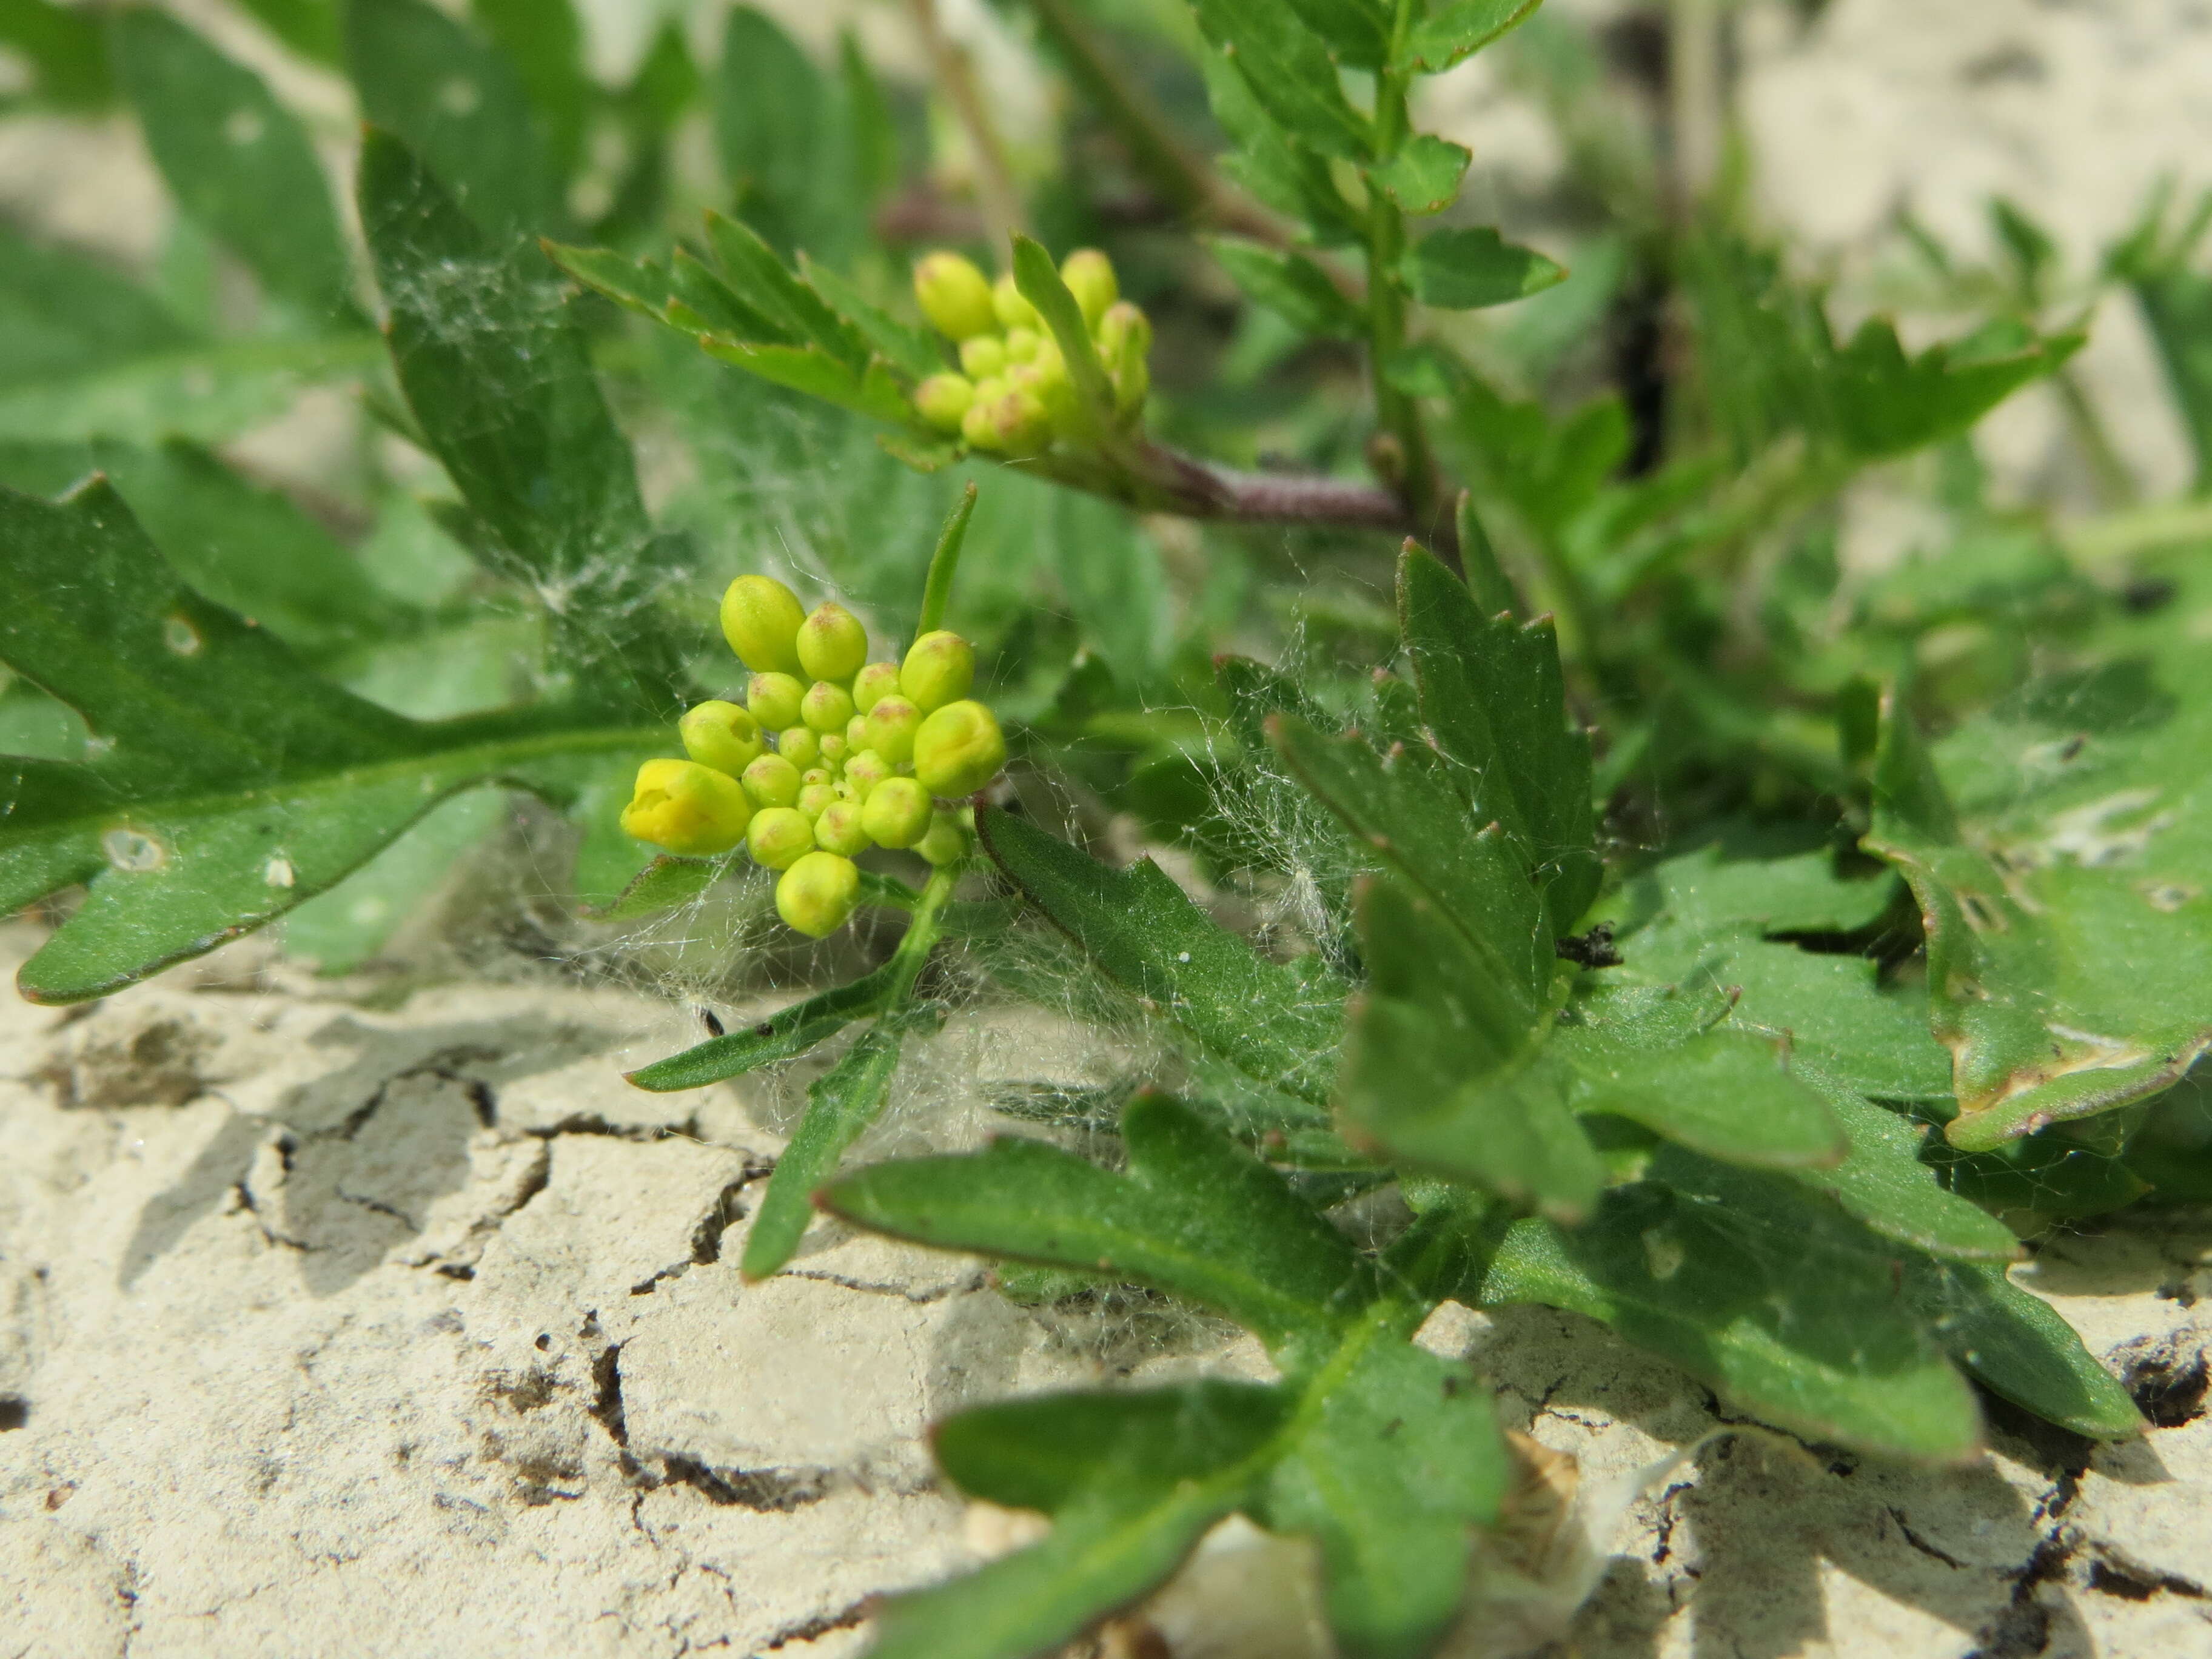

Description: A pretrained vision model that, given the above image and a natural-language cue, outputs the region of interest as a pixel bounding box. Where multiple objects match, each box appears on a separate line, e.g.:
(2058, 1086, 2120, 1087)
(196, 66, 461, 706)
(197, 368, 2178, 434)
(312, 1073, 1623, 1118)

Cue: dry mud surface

(1, 923, 2207, 1659)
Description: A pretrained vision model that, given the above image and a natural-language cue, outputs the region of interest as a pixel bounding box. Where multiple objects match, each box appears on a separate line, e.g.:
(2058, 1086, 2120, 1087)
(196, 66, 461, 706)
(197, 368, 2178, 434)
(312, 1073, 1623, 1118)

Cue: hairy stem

(903, 0, 1027, 263)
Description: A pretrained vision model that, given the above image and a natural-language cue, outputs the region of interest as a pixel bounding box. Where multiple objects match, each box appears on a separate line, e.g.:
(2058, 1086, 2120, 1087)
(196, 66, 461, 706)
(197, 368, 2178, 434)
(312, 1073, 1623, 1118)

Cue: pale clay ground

(8, 0, 2212, 1654)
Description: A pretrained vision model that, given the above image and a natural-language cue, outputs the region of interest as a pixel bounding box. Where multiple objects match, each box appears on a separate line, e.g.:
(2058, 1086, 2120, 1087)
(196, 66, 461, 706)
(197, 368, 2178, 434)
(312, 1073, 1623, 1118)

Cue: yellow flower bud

(852, 662, 903, 714)
(958, 335, 1007, 380)
(797, 602, 868, 683)
(900, 631, 976, 713)
(748, 671, 806, 732)
(776, 850, 861, 937)
(801, 678, 856, 734)
(914, 373, 974, 434)
(845, 713, 870, 749)
(917, 808, 970, 866)
(797, 782, 839, 820)
(1061, 248, 1118, 329)
(860, 776, 932, 848)
(863, 695, 922, 765)
(993, 272, 1041, 332)
(621, 758, 754, 855)
(746, 805, 816, 870)
(844, 748, 892, 799)
(818, 732, 850, 769)
(778, 725, 820, 769)
(720, 574, 806, 674)
(914, 251, 997, 341)
(741, 752, 802, 809)
(1010, 355, 1076, 434)
(914, 699, 1007, 797)
(1097, 301, 1152, 419)
(1004, 326, 1041, 364)
(802, 766, 834, 787)
(962, 383, 1050, 457)
(814, 799, 870, 857)
(679, 700, 766, 776)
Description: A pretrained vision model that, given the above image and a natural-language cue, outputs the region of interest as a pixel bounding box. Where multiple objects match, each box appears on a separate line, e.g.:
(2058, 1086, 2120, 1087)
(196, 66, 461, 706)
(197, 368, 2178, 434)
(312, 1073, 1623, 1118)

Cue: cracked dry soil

(1, 918, 2208, 1659)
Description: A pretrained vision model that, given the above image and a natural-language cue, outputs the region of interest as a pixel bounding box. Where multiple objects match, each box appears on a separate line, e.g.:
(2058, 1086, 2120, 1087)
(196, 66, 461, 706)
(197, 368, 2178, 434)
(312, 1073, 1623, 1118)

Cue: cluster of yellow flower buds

(620, 574, 1007, 938)
(908, 248, 1151, 457)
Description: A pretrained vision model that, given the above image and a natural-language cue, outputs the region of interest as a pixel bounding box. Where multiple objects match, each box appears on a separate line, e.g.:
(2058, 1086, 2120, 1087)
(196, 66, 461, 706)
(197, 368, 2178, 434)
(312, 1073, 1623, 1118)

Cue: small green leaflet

(1190, 0, 1373, 163)
(978, 806, 1346, 1113)
(627, 965, 899, 1091)
(1207, 238, 1365, 340)
(1400, 0, 1545, 74)
(1368, 136, 1471, 215)
(1866, 680, 2212, 1151)
(1829, 318, 2083, 459)
(114, 12, 357, 321)
(1903, 1258, 2142, 1439)
(1403, 228, 1567, 310)
(740, 1023, 907, 1281)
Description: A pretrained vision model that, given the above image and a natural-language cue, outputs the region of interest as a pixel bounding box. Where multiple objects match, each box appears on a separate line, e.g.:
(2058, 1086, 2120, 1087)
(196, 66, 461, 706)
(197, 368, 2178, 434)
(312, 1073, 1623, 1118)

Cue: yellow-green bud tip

(746, 805, 816, 870)
(776, 850, 861, 937)
(1061, 249, 1118, 329)
(852, 662, 903, 714)
(960, 385, 1050, 457)
(678, 700, 765, 776)
(746, 671, 806, 732)
(917, 809, 969, 866)
(913, 373, 974, 435)
(957, 337, 1006, 381)
(777, 724, 820, 769)
(814, 799, 870, 857)
(914, 251, 997, 341)
(800, 678, 856, 734)
(859, 776, 932, 849)
(796, 601, 868, 683)
(900, 631, 976, 714)
(720, 574, 806, 675)
(913, 699, 1008, 798)
(862, 695, 922, 765)
(741, 752, 803, 810)
(621, 758, 752, 856)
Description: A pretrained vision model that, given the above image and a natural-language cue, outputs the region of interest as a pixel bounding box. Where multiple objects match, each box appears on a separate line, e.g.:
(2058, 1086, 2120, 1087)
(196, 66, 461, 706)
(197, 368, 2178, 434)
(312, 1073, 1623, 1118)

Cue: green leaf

(284, 785, 503, 971)
(1401, 0, 1544, 73)
(1903, 1259, 2142, 1439)
(741, 1021, 908, 1281)
(1259, 1331, 1508, 1659)
(1207, 237, 1365, 340)
(699, 337, 915, 425)
(1806, 1085, 2024, 1261)
(1484, 1151, 1985, 1461)
(581, 853, 725, 922)
(469, 0, 591, 183)
(346, 0, 560, 240)
(113, 12, 356, 320)
(823, 1092, 1363, 1348)
(0, 223, 190, 390)
(0, 0, 113, 107)
(233, 0, 341, 64)
(1623, 842, 1899, 937)
(1403, 227, 1567, 310)
(1865, 685, 2212, 1150)
(627, 966, 896, 1091)
(1198, 52, 1361, 246)
(1280, 0, 1390, 68)
(1398, 547, 1600, 935)
(1190, 0, 1372, 162)
(1270, 717, 1547, 1002)
(1367, 135, 1470, 215)
(867, 1472, 1251, 1659)
(0, 480, 658, 1001)
(0, 332, 382, 447)
(1560, 1023, 1847, 1170)
(702, 212, 875, 368)
(799, 253, 946, 381)
(977, 807, 1346, 1111)
(542, 242, 675, 320)
(936, 1381, 1289, 1516)
(1339, 877, 1603, 1222)
(1831, 318, 2082, 459)
(358, 130, 675, 707)
(0, 438, 404, 656)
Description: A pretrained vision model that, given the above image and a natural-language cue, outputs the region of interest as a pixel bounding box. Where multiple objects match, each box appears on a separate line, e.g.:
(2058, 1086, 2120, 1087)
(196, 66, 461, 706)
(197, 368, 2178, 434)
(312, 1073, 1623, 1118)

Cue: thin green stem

(916, 480, 979, 637)
(882, 857, 964, 1008)
(1366, 0, 1446, 553)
